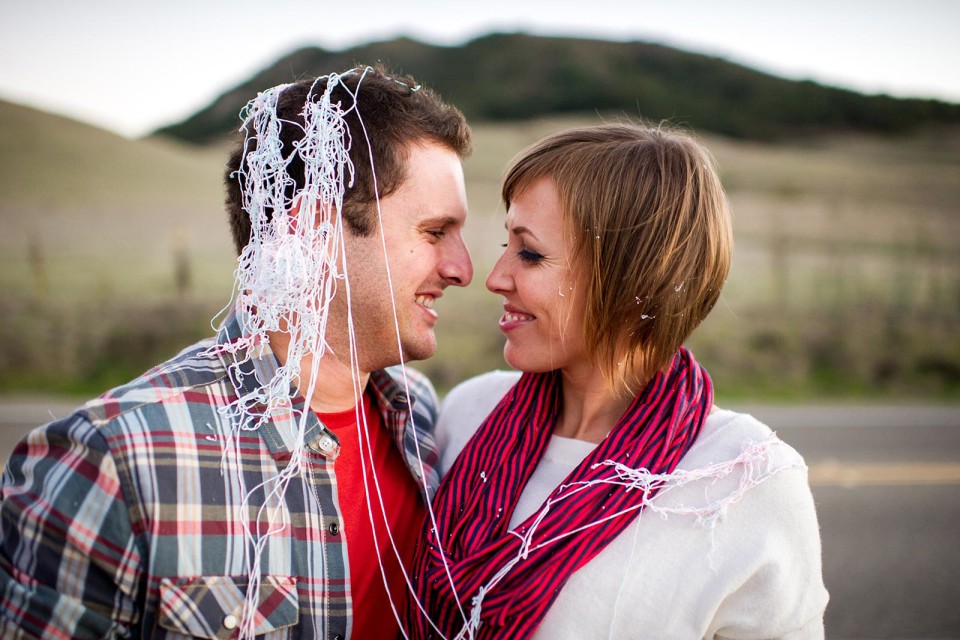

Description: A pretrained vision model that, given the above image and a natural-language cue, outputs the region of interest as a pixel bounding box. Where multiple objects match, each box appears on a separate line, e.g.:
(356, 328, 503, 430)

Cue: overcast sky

(1, 0, 957, 138)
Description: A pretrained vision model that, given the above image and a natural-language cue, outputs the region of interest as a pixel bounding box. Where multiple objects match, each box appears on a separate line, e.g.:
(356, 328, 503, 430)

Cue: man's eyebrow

(421, 215, 461, 227)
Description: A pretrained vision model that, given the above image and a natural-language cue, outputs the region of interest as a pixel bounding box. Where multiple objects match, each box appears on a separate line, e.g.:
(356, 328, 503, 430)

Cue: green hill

(0, 100, 239, 392)
(1, 100, 957, 398)
(0, 99, 233, 299)
(155, 33, 960, 144)
(0, 100, 224, 211)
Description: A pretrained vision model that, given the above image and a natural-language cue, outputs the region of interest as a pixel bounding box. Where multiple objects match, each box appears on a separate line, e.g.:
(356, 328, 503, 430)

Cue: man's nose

(440, 234, 473, 287)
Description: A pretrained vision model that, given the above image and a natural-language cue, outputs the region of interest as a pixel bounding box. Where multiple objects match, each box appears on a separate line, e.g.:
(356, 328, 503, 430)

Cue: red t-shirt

(316, 391, 426, 639)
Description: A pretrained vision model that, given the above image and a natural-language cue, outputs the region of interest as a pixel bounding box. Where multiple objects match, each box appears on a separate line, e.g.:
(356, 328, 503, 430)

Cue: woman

(407, 123, 828, 639)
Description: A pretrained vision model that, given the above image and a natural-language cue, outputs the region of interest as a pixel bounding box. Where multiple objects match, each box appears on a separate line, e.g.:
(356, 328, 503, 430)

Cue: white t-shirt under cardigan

(436, 370, 828, 640)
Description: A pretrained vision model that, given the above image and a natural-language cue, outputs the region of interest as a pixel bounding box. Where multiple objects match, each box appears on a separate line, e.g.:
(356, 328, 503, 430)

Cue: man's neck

(267, 330, 371, 414)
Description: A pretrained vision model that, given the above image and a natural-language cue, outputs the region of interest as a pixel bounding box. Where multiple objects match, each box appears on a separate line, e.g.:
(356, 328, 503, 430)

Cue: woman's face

(486, 177, 589, 374)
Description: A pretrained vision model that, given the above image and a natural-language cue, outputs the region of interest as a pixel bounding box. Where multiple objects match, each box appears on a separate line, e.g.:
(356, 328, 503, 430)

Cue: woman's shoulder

(683, 407, 807, 471)
(444, 369, 522, 403)
(436, 370, 521, 474)
(440, 370, 521, 424)
(667, 407, 815, 524)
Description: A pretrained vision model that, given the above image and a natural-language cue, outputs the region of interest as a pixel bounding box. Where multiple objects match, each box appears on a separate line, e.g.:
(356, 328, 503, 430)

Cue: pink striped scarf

(407, 347, 713, 639)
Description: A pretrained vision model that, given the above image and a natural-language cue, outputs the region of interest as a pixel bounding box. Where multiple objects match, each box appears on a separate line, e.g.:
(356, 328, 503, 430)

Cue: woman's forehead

(505, 179, 565, 232)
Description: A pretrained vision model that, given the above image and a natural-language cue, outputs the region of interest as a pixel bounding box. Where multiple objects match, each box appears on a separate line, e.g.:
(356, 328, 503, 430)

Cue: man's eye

(517, 248, 544, 265)
(427, 229, 445, 239)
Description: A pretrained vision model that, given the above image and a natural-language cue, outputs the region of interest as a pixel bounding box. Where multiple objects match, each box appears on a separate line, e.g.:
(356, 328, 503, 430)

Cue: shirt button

(223, 614, 239, 630)
(328, 520, 340, 536)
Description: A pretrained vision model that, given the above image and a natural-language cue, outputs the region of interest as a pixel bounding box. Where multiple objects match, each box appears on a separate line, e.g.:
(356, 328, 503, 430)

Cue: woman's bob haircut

(502, 122, 733, 396)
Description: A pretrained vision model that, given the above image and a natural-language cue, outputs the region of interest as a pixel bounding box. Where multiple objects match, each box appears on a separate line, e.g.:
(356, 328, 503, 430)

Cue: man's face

(331, 140, 473, 373)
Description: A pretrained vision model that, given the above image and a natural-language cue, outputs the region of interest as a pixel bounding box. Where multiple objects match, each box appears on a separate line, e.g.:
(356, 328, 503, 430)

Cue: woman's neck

(553, 366, 633, 444)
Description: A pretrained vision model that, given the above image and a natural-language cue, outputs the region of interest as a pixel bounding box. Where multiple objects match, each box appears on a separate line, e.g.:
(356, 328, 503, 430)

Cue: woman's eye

(517, 248, 544, 264)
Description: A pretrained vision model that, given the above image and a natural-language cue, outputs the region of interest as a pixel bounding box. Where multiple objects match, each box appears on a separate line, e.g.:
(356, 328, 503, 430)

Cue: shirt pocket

(157, 575, 299, 639)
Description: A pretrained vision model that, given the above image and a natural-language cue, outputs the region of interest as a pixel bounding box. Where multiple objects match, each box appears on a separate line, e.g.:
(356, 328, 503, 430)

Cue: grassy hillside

(155, 33, 960, 144)
(450, 117, 960, 398)
(0, 100, 236, 391)
(0, 100, 234, 299)
(2, 101, 958, 398)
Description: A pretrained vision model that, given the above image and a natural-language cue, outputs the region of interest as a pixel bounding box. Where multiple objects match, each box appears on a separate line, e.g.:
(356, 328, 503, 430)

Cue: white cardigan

(436, 370, 828, 640)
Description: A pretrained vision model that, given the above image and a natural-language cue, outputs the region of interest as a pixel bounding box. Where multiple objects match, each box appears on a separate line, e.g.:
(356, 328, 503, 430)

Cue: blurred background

(1, 1, 958, 637)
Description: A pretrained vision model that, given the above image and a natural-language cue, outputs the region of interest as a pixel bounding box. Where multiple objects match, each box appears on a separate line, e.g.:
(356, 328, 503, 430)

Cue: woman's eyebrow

(505, 224, 539, 241)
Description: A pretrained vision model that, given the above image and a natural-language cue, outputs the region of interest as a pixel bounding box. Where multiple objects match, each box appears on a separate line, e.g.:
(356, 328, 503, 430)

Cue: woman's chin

(503, 346, 553, 374)
(502, 346, 527, 372)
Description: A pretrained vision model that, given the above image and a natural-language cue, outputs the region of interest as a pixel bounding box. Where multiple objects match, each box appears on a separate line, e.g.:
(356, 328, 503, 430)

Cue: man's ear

(286, 199, 304, 235)
(313, 200, 337, 232)
(287, 197, 337, 234)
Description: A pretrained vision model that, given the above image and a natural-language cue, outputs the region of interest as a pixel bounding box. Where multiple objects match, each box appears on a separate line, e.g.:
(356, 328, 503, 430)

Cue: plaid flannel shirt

(0, 310, 440, 639)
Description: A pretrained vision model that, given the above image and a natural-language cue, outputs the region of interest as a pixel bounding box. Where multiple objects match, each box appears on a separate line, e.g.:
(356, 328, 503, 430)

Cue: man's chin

(360, 332, 436, 371)
(400, 334, 437, 363)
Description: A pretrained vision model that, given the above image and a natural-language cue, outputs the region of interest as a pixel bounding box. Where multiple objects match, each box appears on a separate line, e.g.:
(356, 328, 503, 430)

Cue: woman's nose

(485, 251, 512, 294)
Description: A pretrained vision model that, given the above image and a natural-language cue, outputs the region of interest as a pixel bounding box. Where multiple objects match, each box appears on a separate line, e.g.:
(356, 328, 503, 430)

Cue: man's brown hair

(225, 65, 472, 253)
(502, 123, 733, 396)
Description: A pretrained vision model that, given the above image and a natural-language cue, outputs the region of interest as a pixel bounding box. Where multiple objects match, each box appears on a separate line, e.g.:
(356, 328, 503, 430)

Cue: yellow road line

(808, 460, 960, 487)
(3, 461, 959, 487)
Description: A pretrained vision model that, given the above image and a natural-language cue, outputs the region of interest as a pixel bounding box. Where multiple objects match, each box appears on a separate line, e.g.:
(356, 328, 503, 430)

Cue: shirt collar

(214, 306, 414, 460)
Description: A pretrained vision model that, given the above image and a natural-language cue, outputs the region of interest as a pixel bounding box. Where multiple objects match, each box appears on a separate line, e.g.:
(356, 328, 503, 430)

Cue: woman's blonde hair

(502, 123, 733, 396)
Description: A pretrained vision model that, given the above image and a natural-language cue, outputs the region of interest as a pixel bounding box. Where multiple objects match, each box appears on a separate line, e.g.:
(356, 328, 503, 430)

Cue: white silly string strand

(206, 67, 463, 639)
(199, 67, 787, 640)
(207, 71, 359, 638)
(449, 434, 800, 638)
(320, 73, 424, 638)
(340, 76, 467, 640)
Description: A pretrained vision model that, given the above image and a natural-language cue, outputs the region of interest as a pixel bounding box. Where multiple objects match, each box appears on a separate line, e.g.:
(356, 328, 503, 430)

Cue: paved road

(2, 399, 959, 639)
(743, 405, 960, 640)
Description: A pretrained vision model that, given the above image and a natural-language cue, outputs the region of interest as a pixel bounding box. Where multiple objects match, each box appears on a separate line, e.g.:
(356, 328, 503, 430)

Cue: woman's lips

(499, 310, 535, 330)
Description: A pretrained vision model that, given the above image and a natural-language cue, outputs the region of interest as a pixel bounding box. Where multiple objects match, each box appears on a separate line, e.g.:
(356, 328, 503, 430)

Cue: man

(0, 67, 473, 639)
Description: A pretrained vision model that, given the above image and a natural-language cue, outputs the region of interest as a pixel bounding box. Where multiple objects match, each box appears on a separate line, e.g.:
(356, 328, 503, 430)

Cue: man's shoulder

(79, 336, 228, 433)
(377, 365, 439, 412)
